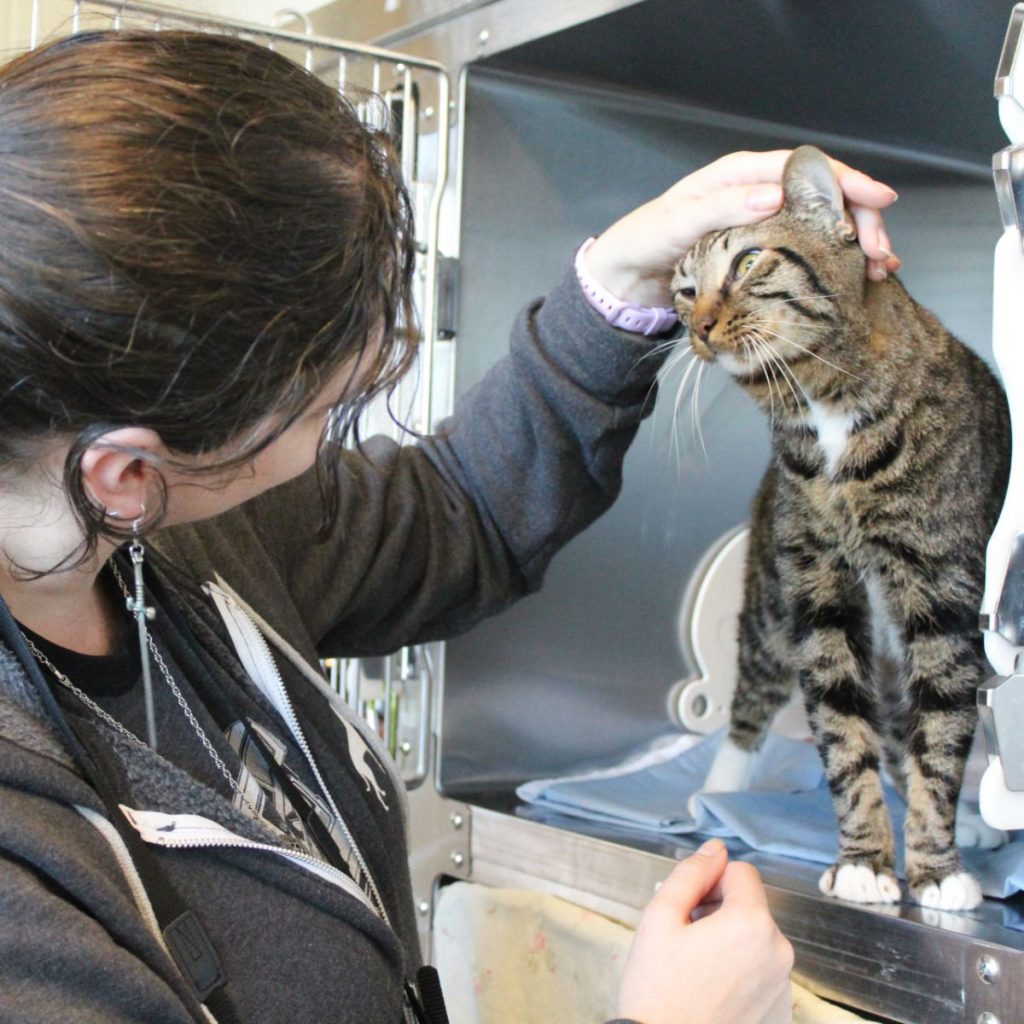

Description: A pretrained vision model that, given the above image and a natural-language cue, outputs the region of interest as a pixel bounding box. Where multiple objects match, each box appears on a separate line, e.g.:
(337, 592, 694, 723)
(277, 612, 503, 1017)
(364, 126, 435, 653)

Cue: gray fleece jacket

(0, 269, 668, 1023)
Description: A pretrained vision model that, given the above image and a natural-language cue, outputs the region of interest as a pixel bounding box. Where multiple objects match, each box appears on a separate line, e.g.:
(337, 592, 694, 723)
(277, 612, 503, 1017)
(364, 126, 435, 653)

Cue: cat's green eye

(734, 249, 762, 279)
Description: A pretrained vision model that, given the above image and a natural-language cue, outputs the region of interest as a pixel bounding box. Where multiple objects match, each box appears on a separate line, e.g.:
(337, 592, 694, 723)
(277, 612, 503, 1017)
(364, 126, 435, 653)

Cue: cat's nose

(693, 314, 717, 342)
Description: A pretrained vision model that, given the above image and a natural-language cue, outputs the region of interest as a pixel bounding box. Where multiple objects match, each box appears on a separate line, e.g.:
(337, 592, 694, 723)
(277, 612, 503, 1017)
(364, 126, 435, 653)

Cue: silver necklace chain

(23, 559, 262, 821)
(24, 634, 148, 748)
(109, 559, 262, 818)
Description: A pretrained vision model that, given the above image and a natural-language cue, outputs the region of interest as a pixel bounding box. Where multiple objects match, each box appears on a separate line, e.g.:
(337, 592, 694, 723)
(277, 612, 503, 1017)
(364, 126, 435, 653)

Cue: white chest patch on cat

(805, 400, 857, 477)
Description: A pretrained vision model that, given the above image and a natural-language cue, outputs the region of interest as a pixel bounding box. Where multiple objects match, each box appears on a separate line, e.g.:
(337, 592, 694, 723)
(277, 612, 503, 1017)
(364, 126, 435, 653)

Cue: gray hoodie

(0, 269, 669, 1023)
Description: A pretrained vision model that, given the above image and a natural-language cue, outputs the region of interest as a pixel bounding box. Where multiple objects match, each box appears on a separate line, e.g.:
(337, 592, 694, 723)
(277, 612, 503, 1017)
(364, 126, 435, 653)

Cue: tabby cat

(673, 146, 1011, 910)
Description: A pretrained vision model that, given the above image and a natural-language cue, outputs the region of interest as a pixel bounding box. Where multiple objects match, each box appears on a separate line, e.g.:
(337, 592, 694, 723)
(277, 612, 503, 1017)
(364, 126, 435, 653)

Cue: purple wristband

(574, 237, 678, 336)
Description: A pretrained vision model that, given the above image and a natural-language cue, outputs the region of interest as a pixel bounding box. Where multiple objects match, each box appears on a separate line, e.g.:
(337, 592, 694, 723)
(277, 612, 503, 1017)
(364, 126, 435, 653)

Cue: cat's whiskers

(755, 320, 867, 384)
(664, 348, 697, 416)
(637, 336, 688, 365)
(744, 334, 782, 423)
(752, 335, 797, 418)
(638, 337, 692, 413)
(749, 328, 808, 413)
(691, 358, 708, 459)
(663, 343, 696, 386)
(738, 333, 776, 422)
(667, 348, 702, 466)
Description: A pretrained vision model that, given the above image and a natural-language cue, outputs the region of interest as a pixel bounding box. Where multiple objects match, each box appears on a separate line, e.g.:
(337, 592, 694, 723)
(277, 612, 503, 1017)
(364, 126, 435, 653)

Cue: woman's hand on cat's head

(585, 149, 900, 307)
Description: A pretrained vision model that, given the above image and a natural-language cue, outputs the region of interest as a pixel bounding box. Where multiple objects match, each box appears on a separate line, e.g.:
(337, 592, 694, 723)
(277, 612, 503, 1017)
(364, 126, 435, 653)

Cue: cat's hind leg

(955, 805, 1008, 850)
(693, 547, 798, 813)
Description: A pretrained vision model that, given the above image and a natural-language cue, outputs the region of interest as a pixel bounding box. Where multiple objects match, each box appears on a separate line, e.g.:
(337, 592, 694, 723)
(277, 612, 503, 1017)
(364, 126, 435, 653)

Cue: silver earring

(124, 505, 159, 750)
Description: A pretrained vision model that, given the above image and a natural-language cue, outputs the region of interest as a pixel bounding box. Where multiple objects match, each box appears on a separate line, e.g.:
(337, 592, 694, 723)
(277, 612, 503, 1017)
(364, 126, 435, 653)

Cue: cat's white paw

(910, 871, 983, 911)
(819, 863, 901, 904)
(955, 807, 1009, 850)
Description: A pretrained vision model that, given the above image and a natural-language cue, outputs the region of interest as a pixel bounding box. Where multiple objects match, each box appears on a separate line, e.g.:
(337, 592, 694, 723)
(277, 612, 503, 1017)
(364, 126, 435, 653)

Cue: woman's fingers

(830, 157, 899, 210)
(679, 150, 791, 191)
(684, 150, 897, 213)
(647, 839, 730, 920)
(716, 859, 773, 912)
(849, 203, 901, 279)
(829, 157, 900, 274)
(666, 182, 783, 249)
(682, 150, 900, 267)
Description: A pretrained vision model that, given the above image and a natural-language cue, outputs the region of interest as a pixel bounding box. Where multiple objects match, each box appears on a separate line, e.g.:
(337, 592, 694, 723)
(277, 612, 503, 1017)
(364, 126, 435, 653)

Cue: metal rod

(69, 0, 446, 71)
(401, 65, 416, 185)
(30, 0, 40, 48)
(383, 654, 394, 755)
(350, 661, 362, 716)
(418, 70, 451, 434)
(269, 9, 315, 73)
(414, 647, 432, 784)
(341, 658, 354, 706)
(371, 61, 384, 129)
(270, 8, 313, 39)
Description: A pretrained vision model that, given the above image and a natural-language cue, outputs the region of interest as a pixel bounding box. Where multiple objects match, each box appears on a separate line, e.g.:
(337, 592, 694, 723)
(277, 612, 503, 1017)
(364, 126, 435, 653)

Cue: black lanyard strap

(405, 967, 451, 1024)
(56, 710, 242, 1024)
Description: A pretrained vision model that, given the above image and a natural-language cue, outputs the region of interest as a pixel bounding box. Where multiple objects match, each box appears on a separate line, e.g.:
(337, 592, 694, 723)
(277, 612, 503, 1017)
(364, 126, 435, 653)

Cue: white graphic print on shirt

(332, 709, 390, 811)
(225, 719, 366, 889)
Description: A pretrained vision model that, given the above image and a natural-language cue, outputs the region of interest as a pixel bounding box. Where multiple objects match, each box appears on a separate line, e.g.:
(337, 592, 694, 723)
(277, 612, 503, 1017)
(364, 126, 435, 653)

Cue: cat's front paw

(819, 863, 900, 904)
(909, 871, 983, 911)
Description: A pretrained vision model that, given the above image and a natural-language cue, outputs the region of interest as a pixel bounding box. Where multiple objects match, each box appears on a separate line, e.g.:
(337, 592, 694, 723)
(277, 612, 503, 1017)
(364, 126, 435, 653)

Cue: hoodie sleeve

(181, 264, 674, 656)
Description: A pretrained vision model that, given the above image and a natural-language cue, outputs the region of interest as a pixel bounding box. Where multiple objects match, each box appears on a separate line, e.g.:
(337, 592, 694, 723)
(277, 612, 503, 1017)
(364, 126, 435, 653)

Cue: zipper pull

(120, 805, 227, 845)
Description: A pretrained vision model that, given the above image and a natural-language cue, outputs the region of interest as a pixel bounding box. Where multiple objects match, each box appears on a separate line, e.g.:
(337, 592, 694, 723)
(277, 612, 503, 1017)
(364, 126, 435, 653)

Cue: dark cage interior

(442, 0, 1017, 791)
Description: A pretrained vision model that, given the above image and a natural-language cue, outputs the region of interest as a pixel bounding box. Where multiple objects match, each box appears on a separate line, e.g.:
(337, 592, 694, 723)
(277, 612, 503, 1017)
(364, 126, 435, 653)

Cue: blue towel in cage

(515, 730, 1024, 905)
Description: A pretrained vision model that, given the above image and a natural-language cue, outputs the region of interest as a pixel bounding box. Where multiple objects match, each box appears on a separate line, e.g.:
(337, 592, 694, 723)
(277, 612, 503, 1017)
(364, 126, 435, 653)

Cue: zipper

(120, 805, 377, 914)
(202, 581, 390, 925)
(211, 574, 409, 824)
(77, 805, 166, 946)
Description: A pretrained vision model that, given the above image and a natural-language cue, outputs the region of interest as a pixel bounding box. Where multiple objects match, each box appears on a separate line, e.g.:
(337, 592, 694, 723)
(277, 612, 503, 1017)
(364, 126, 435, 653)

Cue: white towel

(434, 880, 868, 1023)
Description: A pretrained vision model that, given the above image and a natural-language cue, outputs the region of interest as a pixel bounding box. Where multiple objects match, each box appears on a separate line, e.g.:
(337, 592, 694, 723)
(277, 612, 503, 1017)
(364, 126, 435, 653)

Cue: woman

(0, 29, 898, 1024)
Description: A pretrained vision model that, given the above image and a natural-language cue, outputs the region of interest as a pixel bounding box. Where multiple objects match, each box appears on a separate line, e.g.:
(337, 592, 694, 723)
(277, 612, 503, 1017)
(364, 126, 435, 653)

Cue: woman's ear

(79, 427, 166, 522)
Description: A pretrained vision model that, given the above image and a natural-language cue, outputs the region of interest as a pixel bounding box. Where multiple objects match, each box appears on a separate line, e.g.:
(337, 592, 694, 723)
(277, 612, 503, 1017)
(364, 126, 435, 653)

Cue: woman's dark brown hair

(0, 29, 417, 565)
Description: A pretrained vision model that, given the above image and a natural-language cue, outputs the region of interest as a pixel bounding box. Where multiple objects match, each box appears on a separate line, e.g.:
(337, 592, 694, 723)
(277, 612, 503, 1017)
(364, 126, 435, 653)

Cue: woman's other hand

(616, 839, 795, 1024)
(585, 149, 900, 308)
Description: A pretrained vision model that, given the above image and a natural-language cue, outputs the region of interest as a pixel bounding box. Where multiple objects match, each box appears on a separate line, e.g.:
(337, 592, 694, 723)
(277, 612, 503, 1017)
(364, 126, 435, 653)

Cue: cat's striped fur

(673, 147, 1011, 908)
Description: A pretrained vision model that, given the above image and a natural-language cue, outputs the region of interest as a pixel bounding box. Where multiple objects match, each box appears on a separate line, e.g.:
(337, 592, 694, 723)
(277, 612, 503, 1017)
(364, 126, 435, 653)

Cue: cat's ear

(782, 146, 856, 241)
